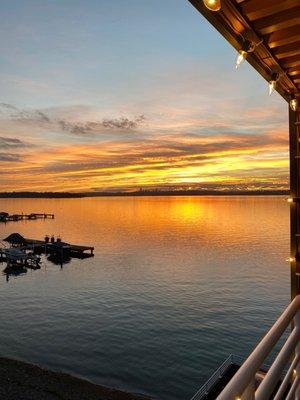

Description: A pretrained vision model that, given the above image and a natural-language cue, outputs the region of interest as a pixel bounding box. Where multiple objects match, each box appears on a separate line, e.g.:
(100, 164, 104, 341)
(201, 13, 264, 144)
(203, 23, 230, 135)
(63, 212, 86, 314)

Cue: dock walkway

(0, 213, 54, 222)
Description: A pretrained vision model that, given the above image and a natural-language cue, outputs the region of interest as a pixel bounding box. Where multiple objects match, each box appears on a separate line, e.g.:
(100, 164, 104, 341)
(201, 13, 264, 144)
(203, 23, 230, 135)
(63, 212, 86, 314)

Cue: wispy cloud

(57, 115, 146, 135)
(0, 95, 289, 192)
(0, 136, 30, 149)
(0, 103, 146, 136)
(0, 153, 22, 162)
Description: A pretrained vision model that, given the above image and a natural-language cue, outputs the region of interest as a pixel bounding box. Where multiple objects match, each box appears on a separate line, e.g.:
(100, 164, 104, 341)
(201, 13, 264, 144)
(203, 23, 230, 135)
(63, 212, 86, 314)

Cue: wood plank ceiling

(189, 0, 300, 102)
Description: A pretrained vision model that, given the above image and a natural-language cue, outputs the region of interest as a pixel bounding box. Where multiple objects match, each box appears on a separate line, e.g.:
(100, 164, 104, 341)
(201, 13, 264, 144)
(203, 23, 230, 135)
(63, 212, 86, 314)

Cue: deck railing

(216, 295, 300, 400)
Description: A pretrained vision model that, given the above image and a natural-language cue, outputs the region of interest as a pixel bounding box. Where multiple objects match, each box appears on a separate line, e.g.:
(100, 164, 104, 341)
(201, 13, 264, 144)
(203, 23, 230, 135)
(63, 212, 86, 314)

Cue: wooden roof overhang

(188, 0, 300, 103)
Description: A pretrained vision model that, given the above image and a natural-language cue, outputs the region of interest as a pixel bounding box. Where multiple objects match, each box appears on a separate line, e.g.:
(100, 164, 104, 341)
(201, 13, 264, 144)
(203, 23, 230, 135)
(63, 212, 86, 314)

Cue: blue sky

(0, 0, 289, 192)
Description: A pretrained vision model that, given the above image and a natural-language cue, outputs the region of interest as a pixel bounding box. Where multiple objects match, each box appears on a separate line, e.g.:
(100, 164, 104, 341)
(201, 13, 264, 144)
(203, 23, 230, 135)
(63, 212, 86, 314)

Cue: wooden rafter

(253, 8, 300, 35)
(241, 0, 300, 21)
(273, 42, 300, 59)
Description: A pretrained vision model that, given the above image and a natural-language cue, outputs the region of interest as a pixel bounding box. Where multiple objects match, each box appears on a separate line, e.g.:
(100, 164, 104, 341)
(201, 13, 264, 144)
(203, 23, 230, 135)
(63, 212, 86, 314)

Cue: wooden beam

(289, 66, 300, 75)
(274, 42, 300, 59)
(291, 74, 300, 82)
(254, 8, 300, 35)
(282, 55, 300, 68)
(242, 0, 300, 22)
(268, 25, 300, 48)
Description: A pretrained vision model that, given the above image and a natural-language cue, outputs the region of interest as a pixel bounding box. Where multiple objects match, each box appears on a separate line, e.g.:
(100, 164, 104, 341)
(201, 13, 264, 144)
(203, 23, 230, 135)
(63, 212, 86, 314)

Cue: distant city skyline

(0, 0, 288, 192)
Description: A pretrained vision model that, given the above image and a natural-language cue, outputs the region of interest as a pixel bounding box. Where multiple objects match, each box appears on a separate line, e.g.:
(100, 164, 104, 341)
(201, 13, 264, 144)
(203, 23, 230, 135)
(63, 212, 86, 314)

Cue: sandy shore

(0, 357, 151, 400)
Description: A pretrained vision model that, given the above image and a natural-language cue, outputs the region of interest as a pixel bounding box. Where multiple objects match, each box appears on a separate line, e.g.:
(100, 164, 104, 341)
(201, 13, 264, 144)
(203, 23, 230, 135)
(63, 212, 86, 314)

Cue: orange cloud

(0, 125, 289, 192)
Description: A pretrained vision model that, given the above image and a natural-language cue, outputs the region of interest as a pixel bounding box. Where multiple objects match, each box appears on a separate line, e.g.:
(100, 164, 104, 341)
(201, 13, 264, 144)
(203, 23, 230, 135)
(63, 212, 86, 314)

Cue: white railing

(216, 295, 300, 400)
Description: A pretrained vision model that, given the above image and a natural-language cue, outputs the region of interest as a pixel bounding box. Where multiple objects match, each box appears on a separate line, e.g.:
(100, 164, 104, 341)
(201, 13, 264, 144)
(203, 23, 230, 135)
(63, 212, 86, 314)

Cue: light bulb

(290, 97, 298, 112)
(287, 198, 294, 203)
(269, 80, 276, 96)
(286, 257, 296, 262)
(203, 0, 221, 11)
(235, 41, 256, 70)
(269, 73, 279, 96)
(236, 50, 247, 69)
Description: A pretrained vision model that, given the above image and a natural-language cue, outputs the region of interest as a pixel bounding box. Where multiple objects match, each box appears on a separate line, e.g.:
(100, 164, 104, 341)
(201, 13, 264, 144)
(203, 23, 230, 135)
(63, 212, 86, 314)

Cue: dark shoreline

(0, 190, 289, 198)
(0, 357, 151, 400)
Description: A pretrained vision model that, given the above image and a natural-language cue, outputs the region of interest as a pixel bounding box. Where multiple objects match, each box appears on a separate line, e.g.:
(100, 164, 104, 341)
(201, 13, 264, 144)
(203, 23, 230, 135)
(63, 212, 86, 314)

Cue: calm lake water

(0, 196, 290, 399)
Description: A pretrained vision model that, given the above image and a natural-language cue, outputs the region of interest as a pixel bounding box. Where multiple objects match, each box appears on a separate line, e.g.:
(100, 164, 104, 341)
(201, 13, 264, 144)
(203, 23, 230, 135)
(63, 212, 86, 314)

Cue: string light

(290, 94, 298, 112)
(269, 81, 276, 96)
(236, 51, 247, 69)
(236, 41, 256, 69)
(286, 257, 296, 262)
(203, 1, 297, 141)
(269, 73, 279, 96)
(203, 0, 221, 11)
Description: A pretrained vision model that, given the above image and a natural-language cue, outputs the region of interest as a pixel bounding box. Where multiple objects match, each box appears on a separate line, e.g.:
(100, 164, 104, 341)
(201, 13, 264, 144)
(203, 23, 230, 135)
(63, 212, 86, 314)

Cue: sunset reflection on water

(0, 196, 290, 400)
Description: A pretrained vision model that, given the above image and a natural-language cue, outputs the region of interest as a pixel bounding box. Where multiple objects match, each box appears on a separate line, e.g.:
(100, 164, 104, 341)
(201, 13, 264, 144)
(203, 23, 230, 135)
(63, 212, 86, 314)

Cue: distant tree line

(0, 190, 289, 198)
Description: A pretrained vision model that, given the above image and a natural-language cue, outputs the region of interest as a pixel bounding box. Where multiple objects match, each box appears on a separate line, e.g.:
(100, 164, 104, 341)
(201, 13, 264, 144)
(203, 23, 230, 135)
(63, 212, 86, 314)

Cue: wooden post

(293, 104, 300, 397)
(290, 107, 300, 300)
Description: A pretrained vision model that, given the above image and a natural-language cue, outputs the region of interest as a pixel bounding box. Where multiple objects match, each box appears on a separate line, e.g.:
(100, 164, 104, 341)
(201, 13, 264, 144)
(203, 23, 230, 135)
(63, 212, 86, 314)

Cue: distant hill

(0, 190, 289, 198)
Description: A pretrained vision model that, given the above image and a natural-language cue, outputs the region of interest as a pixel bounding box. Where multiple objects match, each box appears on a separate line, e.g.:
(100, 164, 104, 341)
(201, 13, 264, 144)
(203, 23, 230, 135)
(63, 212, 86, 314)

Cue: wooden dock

(1, 233, 94, 265)
(0, 248, 41, 269)
(0, 213, 54, 222)
(25, 238, 94, 256)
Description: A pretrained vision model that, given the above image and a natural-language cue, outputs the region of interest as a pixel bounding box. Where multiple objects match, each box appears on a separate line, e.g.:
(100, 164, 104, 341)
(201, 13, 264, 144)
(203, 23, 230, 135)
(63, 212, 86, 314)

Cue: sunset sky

(0, 0, 289, 192)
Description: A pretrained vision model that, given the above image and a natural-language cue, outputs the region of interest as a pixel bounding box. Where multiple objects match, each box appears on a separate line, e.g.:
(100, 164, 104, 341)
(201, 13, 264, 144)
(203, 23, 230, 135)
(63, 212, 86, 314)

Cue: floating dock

(0, 248, 41, 270)
(0, 213, 54, 222)
(2, 233, 94, 257)
(25, 238, 94, 256)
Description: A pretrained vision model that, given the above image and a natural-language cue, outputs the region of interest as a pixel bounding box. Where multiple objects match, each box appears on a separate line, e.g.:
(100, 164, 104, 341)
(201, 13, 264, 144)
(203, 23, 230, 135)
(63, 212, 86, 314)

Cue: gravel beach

(0, 357, 151, 400)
